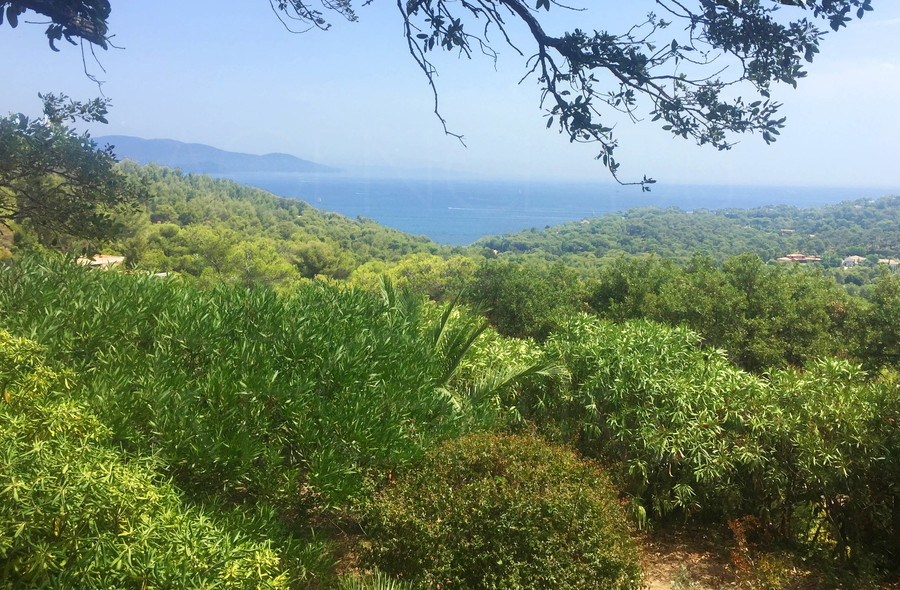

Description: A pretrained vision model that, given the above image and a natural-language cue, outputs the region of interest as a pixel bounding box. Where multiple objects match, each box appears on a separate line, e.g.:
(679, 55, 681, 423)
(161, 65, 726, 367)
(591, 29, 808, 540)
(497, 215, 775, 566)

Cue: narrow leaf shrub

(540, 314, 900, 568)
(0, 330, 318, 588)
(339, 569, 415, 590)
(763, 359, 900, 564)
(544, 314, 769, 519)
(363, 432, 643, 590)
(0, 254, 477, 513)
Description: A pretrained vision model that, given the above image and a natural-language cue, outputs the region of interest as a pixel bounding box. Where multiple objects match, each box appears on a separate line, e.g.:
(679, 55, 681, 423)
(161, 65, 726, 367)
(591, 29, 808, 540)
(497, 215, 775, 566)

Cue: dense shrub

(540, 314, 900, 568)
(363, 432, 643, 590)
(543, 314, 769, 519)
(763, 359, 900, 565)
(0, 255, 480, 514)
(0, 330, 324, 588)
(586, 254, 853, 373)
(448, 327, 554, 427)
(859, 273, 900, 369)
(466, 259, 583, 341)
(350, 253, 477, 300)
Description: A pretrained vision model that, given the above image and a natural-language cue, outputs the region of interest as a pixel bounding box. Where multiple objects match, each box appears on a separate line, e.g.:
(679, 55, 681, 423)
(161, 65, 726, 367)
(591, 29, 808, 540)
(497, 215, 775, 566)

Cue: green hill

(477, 197, 900, 267)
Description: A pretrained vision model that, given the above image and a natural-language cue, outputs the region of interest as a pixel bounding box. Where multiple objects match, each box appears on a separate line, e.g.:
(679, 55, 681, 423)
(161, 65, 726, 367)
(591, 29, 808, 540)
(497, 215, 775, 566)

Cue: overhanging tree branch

(5, 0, 874, 188)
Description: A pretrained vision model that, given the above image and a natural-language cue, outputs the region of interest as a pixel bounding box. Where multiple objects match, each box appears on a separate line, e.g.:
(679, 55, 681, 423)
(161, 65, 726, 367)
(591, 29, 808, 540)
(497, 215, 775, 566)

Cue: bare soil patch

(639, 526, 739, 590)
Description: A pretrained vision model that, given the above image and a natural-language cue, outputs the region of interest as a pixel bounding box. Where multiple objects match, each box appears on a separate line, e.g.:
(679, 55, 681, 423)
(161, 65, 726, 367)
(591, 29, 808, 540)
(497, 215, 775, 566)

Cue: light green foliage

(339, 570, 414, 590)
(545, 315, 769, 518)
(0, 254, 498, 514)
(764, 359, 900, 562)
(377, 277, 559, 430)
(350, 253, 476, 300)
(450, 327, 553, 426)
(364, 432, 643, 590)
(0, 330, 315, 588)
(115, 163, 451, 286)
(538, 314, 900, 565)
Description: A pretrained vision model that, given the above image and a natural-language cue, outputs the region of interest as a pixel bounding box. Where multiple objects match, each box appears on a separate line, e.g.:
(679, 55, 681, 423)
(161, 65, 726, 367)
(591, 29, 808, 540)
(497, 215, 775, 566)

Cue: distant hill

(475, 196, 900, 265)
(96, 135, 337, 175)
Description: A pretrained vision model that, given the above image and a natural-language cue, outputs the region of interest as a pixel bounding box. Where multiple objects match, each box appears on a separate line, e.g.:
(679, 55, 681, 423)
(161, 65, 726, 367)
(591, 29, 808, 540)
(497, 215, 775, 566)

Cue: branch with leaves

(0, 94, 140, 242)
(1, 0, 110, 49)
(4, 0, 873, 187)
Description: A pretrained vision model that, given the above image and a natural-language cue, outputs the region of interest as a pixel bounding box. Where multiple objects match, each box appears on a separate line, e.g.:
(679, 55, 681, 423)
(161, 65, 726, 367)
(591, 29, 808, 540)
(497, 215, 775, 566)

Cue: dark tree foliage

(0, 93, 137, 241)
(273, 0, 873, 187)
(0, 0, 110, 49)
(467, 259, 583, 341)
(3, 0, 873, 187)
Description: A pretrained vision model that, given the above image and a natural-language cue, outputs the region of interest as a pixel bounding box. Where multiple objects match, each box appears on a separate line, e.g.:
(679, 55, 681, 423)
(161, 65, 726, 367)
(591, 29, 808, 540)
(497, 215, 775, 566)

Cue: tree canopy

(0, 93, 137, 242)
(2, 0, 873, 186)
(0, 0, 109, 49)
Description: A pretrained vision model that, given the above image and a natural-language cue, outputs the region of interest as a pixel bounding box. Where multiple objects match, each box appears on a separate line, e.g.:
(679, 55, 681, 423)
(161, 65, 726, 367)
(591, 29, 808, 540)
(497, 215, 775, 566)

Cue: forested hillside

(30, 162, 897, 298)
(71, 164, 900, 299)
(477, 197, 900, 266)
(111, 161, 462, 285)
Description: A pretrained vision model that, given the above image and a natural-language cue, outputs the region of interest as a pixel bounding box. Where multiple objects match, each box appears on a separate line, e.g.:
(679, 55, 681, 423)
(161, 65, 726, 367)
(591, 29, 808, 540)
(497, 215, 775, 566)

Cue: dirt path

(640, 527, 738, 590)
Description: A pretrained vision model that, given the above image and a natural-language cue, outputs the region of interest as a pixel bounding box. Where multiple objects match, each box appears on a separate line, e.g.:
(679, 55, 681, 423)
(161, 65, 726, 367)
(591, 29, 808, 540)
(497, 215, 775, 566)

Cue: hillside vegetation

(108, 162, 461, 285)
(476, 197, 900, 265)
(3, 165, 900, 588)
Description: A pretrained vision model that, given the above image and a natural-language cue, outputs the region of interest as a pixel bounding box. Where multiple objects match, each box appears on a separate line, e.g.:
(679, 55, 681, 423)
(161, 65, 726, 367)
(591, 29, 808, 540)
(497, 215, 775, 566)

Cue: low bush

(363, 431, 642, 590)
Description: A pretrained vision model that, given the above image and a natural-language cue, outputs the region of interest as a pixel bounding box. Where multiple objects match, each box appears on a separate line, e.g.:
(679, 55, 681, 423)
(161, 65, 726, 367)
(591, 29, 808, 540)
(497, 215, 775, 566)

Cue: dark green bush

(586, 253, 853, 373)
(363, 432, 643, 590)
(466, 259, 583, 341)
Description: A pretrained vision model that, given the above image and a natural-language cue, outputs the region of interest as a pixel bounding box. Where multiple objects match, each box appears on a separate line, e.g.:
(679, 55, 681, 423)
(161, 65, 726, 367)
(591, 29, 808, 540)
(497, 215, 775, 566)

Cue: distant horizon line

(99, 134, 899, 193)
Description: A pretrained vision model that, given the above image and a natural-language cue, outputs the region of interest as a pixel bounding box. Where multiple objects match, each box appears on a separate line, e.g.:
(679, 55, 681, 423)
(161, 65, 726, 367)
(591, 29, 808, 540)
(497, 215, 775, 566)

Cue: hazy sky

(2, 1, 899, 189)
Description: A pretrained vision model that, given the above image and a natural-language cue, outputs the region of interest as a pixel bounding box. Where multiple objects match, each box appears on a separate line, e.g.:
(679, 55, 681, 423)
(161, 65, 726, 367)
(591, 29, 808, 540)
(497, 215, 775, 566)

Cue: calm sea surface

(221, 173, 894, 246)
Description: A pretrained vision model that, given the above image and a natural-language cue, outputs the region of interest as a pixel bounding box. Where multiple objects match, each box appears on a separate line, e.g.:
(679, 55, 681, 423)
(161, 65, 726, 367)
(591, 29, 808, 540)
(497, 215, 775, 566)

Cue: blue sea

(221, 173, 894, 246)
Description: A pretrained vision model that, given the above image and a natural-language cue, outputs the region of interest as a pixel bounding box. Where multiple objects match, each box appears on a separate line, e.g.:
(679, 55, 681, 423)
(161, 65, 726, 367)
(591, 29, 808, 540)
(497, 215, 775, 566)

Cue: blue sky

(2, 1, 900, 189)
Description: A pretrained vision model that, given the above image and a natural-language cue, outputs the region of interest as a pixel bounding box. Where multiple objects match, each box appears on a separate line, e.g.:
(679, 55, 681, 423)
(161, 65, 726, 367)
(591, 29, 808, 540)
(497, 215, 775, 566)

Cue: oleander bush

(0, 254, 490, 516)
(762, 359, 900, 566)
(0, 329, 326, 588)
(363, 432, 643, 590)
(543, 315, 769, 519)
(539, 314, 900, 568)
